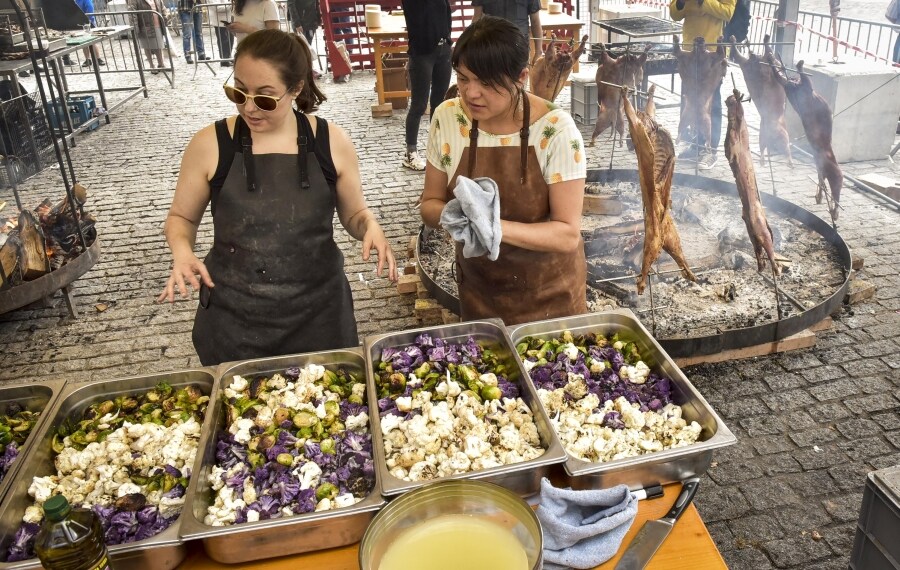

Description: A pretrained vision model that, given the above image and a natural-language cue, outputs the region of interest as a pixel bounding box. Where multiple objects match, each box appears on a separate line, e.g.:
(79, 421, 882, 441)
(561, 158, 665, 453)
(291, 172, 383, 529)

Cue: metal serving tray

(507, 309, 736, 490)
(365, 319, 568, 497)
(179, 349, 386, 565)
(0, 380, 65, 505)
(0, 370, 217, 570)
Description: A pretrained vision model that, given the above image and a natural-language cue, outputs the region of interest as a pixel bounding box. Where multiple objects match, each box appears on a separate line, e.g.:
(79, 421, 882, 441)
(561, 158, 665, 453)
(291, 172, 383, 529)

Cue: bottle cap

(42, 495, 71, 521)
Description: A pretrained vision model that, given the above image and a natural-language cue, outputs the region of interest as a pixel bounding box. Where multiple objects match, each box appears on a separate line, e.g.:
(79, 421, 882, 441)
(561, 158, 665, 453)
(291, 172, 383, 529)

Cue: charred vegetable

(0, 407, 41, 483)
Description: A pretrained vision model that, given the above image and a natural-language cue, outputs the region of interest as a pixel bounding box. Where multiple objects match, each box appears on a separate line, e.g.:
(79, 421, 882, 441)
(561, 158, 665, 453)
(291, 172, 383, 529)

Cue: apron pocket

(199, 282, 212, 309)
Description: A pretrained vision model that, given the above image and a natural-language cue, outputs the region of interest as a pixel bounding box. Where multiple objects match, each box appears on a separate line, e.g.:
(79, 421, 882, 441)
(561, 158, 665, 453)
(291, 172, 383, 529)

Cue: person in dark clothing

(400, 0, 453, 171)
(472, 0, 543, 64)
(288, 0, 321, 44)
(159, 29, 397, 365)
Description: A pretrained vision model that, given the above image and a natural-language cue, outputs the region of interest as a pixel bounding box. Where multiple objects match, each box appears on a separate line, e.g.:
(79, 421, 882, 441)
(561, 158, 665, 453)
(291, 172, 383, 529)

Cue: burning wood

(589, 44, 650, 147)
(730, 34, 792, 166)
(771, 59, 843, 220)
(529, 34, 588, 102)
(673, 36, 727, 151)
(0, 184, 96, 289)
(621, 85, 697, 294)
(724, 89, 781, 276)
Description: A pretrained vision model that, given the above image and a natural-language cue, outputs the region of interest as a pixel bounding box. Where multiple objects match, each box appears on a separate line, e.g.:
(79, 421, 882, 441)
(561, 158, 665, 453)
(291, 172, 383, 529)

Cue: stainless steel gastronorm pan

(0, 370, 217, 570)
(0, 380, 66, 505)
(364, 319, 568, 497)
(508, 309, 737, 490)
(179, 349, 386, 565)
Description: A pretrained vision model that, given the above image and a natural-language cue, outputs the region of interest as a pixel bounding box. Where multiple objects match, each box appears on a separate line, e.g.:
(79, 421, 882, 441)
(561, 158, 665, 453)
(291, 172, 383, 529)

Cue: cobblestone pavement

(1, 49, 898, 569)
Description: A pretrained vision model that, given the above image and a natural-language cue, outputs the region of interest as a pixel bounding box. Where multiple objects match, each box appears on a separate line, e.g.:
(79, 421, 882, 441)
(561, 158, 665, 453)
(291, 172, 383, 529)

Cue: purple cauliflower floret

(415, 333, 434, 347)
(5, 522, 40, 562)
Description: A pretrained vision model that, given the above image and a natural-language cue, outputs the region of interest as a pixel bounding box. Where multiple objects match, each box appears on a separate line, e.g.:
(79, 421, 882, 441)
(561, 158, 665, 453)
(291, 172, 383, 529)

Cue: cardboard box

(382, 54, 408, 110)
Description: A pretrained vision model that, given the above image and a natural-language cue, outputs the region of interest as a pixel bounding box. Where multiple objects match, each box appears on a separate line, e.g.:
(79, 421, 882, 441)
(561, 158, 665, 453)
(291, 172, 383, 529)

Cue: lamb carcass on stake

(730, 34, 792, 166)
(772, 60, 843, 220)
(673, 35, 727, 151)
(529, 34, 588, 102)
(621, 84, 697, 294)
(724, 89, 781, 275)
(589, 43, 650, 146)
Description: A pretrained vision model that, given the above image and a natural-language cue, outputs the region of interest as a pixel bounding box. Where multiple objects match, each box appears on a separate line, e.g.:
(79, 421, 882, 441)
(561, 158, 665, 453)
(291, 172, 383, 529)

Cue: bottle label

(88, 555, 111, 570)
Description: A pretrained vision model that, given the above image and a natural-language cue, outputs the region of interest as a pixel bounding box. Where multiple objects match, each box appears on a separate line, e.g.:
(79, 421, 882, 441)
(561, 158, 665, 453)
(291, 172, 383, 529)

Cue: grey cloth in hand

(537, 477, 638, 570)
(439, 175, 502, 261)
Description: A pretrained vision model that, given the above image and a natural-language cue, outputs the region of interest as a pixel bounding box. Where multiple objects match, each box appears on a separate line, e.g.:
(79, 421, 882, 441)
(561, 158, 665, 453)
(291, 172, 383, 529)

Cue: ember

(0, 184, 97, 288)
(419, 174, 846, 342)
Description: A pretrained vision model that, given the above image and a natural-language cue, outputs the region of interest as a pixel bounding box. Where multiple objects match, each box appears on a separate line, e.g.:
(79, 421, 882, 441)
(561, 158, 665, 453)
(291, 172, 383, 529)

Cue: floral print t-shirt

(426, 97, 587, 185)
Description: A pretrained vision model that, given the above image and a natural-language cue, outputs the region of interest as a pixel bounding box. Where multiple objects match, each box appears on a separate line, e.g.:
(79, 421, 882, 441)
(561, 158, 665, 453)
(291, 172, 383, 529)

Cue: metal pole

(775, 0, 800, 66)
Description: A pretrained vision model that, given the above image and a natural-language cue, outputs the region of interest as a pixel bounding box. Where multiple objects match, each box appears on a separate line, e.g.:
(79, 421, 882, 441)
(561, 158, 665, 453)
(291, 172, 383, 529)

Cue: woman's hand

(157, 254, 214, 303)
(362, 223, 398, 283)
(227, 21, 256, 34)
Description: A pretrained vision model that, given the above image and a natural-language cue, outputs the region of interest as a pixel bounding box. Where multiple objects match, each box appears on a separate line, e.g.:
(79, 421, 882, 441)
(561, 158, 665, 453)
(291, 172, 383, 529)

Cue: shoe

(402, 151, 426, 171)
(676, 139, 698, 159)
(62, 56, 75, 66)
(220, 61, 232, 67)
(17, 70, 30, 77)
(96, 58, 105, 66)
(185, 56, 193, 64)
(698, 149, 718, 170)
(82, 59, 92, 67)
(198, 55, 210, 61)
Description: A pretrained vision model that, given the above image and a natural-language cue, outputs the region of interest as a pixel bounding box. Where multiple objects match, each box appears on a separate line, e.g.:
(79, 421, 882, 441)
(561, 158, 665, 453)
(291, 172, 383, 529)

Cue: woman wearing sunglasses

(158, 29, 398, 366)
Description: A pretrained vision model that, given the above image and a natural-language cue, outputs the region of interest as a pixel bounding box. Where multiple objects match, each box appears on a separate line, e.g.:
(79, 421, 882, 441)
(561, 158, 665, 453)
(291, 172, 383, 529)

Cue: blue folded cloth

(537, 478, 638, 570)
(439, 175, 502, 261)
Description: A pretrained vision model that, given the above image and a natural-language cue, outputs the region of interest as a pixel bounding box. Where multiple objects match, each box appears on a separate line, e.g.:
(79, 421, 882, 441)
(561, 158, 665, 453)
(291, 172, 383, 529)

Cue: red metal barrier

(319, 0, 574, 71)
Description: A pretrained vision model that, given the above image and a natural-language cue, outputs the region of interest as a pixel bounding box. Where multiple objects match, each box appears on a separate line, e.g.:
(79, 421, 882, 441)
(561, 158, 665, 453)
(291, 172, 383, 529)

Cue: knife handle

(663, 476, 701, 522)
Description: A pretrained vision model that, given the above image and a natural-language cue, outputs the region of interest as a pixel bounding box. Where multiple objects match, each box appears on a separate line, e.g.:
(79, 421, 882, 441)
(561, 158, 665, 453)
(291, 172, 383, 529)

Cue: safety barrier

(88, 8, 177, 85)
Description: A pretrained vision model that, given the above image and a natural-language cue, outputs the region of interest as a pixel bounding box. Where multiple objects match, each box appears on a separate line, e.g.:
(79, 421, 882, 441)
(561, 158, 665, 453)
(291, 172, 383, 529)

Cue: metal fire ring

(416, 169, 852, 358)
(0, 238, 101, 315)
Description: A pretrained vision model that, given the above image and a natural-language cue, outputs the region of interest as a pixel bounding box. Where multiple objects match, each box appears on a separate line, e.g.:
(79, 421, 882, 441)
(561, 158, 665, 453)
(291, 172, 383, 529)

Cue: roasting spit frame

(416, 168, 852, 359)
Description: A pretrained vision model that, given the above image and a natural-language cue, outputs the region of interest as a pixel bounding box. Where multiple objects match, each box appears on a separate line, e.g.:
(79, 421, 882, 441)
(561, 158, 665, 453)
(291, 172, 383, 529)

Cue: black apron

(192, 111, 358, 365)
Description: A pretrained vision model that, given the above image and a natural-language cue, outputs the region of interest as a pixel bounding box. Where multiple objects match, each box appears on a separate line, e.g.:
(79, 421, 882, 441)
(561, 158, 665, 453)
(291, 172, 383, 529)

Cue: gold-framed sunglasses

(223, 75, 290, 112)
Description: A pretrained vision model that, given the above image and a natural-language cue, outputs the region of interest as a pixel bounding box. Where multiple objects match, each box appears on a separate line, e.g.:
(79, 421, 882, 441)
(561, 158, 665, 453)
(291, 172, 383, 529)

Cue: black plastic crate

(851, 466, 900, 570)
(0, 88, 54, 188)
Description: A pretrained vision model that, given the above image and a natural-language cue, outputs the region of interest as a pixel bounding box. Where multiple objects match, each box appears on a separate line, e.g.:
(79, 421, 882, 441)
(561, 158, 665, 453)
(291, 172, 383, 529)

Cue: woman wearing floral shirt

(420, 15, 587, 326)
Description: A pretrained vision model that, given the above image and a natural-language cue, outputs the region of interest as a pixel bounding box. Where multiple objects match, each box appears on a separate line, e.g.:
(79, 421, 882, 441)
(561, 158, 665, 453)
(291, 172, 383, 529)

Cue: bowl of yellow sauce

(359, 480, 542, 570)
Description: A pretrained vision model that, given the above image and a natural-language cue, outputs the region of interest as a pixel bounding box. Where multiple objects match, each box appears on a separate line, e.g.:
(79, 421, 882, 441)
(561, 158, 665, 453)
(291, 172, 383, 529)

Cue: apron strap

(295, 110, 310, 189)
(467, 89, 530, 184)
(520, 91, 530, 185)
(467, 116, 479, 177)
(237, 117, 257, 193)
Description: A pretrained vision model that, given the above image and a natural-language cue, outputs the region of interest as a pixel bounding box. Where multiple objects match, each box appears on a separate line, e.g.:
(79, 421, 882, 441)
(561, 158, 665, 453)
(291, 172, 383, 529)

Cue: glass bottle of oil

(34, 495, 111, 570)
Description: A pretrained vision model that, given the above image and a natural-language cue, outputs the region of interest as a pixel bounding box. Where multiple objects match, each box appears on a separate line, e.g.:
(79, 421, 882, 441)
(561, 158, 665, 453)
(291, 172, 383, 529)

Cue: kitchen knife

(614, 476, 701, 570)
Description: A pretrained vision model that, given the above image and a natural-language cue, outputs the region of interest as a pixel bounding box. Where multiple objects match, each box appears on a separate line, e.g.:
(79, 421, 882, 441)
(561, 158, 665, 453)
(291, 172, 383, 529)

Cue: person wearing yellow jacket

(669, 0, 735, 169)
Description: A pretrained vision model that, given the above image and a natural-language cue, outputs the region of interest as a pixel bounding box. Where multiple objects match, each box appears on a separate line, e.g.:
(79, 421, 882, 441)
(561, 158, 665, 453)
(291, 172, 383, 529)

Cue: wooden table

(177, 484, 726, 569)
(365, 10, 584, 112)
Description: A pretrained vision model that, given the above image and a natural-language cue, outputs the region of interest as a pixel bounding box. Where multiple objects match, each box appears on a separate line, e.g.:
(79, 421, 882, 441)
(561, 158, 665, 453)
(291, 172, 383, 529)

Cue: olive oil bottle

(34, 495, 111, 570)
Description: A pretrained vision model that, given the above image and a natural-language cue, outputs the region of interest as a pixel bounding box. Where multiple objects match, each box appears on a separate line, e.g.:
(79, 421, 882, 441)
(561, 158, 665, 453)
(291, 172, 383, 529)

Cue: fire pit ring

(0, 238, 101, 316)
(417, 169, 852, 358)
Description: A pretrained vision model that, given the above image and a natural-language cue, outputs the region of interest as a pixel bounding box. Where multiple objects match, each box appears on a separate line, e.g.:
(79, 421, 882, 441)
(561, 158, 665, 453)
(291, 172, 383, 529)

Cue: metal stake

(648, 264, 658, 336)
(768, 153, 777, 197)
(769, 262, 783, 320)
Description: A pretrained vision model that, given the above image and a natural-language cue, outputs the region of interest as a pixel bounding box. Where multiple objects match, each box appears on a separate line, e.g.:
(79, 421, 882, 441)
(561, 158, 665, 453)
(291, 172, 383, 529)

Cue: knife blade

(614, 476, 701, 570)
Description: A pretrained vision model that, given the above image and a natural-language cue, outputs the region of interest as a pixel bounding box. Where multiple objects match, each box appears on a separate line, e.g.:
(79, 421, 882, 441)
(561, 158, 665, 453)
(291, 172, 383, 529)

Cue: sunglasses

(223, 83, 290, 112)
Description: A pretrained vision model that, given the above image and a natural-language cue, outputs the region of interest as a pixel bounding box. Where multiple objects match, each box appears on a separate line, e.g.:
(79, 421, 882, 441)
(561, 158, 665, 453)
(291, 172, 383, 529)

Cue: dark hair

(235, 29, 326, 112)
(233, 0, 246, 16)
(452, 15, 529, 98)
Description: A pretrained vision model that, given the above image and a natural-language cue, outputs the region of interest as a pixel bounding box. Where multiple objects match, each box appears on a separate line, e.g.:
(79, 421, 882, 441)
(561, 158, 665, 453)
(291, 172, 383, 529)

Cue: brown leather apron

(445, 94, 587, 326)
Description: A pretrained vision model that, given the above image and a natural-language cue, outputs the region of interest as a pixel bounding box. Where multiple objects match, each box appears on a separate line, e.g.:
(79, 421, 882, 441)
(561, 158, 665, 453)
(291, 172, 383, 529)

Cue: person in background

(228, 0, 280, 45)
(213, 2, 235, 66)
(669, 0, 735, 169)
(158, 29, 397, 365)
(74, 0, 107, 67)
(128, 0, 168, 72)
(288, 0, 320, 44)
(400, 0, 452, 171)
(419, 16, 587, 326)
(472, 0, 543, 64)
(178, 0, 209, 63)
